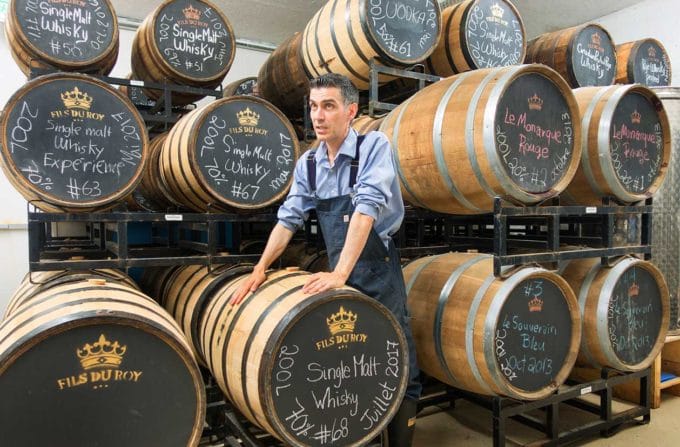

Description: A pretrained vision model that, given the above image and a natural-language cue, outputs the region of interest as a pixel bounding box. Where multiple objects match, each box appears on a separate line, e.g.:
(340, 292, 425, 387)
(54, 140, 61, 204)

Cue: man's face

(309, 87, 357, 146)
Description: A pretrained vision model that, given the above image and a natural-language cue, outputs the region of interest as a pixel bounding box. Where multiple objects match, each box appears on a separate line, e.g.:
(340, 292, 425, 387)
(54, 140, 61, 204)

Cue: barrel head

(493, 71, 576, 194)
(568, 25, 616, 87)
(225, 77, 258, 97)
(0, 322, 203, 447)
(493, 276, 574, 393)
(0, 73, 147, 210)
(264, 294, 408, 446)
(630, 40, 671, 87)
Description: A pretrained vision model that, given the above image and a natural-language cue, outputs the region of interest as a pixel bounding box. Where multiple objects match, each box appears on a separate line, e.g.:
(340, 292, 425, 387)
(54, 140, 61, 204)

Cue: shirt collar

(315, 128, 358, 163)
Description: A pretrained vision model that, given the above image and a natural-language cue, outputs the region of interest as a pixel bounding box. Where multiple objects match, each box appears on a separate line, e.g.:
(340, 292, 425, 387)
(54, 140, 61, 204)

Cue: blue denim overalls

(307, 136, 421, 400)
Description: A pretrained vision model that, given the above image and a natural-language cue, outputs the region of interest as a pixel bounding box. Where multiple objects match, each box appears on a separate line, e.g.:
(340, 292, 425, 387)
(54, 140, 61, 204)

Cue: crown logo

(183, 4, 201, 20)
(631, 109, 641, 124)
(591, 32, 601, 47)
(528, 296, 544, 312)
(648, 46, 657, 58)
(528, 93, 543, 111)
(628, 282, 640, 298)
(490, 2, 504, 19)
(236, 107, 260, 126)
(77, 334, 126, 370)
(60, 87, 93, 110)
(326, 306, 358, 336)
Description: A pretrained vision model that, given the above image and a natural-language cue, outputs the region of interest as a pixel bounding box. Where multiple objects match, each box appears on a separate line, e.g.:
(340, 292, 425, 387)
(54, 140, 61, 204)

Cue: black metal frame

(367, 59, 441, 116)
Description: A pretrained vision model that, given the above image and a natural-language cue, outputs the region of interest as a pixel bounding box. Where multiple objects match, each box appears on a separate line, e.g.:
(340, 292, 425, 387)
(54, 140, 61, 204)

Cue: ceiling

(110, 0, 644, 48)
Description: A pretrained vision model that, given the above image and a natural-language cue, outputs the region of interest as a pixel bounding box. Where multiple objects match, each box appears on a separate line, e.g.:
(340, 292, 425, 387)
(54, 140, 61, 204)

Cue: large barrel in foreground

(403, 252, 581, 400)
(560, 257, 669, 371)
(526, 23, 616, 88)
(562, 84, 671, 205)
(426, 0, 526, 77)
(0, 73, 148, 212)
(131, 0, 236, 105)
(301, 0, 441, 90)
(380, 64, 581, 214)
(159, 96, 300, 211)
(616, 38, 672, 86)
(5, 0, 119, 75)
(0, 271, 205, 447)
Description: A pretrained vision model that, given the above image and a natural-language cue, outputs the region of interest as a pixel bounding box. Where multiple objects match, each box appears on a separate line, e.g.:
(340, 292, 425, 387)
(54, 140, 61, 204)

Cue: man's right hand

(230, 267, 267, 305)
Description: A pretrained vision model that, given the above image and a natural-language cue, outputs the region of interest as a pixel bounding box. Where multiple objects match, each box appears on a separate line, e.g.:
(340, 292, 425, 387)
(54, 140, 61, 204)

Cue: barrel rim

(147, 0, 236, 83)
(0, 72, 149, 210)
(186, 95, 300, 210)
(596, 84, 672, 201)
(8, 0, 120, 69)
(260, 288, 409, 446)
(566, 23, 617, 87)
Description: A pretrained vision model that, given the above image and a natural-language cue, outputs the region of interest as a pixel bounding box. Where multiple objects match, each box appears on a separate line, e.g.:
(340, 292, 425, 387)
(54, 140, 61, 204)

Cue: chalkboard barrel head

(616, 38, 672, 86)
(199, 269, 408, 446)
(223, 77, 258, 97)
(6, 0, 119, 75)
(0, 273, 205, 447)
(0, 73, 149, 212)
(564, 84, 672, 205)
(403, 253, 581, 401)
(161, 96, 300, 211)
(426, 0, 527, 77)
(379, 64, 581, 214)
(561, 258, 670, 371)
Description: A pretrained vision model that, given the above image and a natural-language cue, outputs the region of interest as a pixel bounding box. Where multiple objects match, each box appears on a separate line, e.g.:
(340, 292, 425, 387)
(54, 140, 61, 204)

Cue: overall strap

(349, 135, 365, 188)
(306, 150, 317, 192)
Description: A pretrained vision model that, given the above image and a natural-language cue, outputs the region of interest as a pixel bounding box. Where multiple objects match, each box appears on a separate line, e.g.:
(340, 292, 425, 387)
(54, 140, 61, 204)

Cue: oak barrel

(137, 265, 182, 303)
(0, 73, 148, 212)
(301, 0, 442, 90)
(198, 268, 409, 446)
(0, 271, 205, 447)
(131, 0, 236, 105)
(559, 257, 669, 371)
(352, 115, 385, 134)
(380, 64, 581, 214)
(615, 38, 672, 86)
(223, 77, 258, 97)
(525, 23, 616, 88)
(5, 0, 119, 76)
(562, 84, 671, 205)
(426, 0, 526, 77)
(257, 32, 311, 121)
(159, 96, 300, 211)
(403, 252, 581, 400)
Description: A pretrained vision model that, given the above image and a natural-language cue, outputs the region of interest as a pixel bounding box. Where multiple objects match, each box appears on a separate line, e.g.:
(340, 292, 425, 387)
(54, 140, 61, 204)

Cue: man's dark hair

(309, 73, 359, 106)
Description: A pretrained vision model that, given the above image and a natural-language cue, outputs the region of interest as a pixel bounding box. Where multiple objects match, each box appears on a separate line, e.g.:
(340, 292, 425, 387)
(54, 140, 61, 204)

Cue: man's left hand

(302, 271, 348, 294)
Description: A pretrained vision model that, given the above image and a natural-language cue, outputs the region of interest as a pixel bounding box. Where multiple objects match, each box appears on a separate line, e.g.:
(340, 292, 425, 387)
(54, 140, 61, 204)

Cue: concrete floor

(414, 393, 680, 446)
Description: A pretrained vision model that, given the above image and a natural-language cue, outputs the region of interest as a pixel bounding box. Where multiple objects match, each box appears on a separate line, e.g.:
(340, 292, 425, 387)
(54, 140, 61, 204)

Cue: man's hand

(302, 271, 348, 294)
(230, 267, 267, 305)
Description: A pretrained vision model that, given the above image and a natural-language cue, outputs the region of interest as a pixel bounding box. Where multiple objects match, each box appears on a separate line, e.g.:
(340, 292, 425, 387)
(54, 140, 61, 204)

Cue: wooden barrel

(137, 265, 182, 303)
(223, 77, 258, 97)
(352, 115, 385, 134)
(257, 32, 311, 121)
(616, 38, 672, 86)
(426, 0, 526, 77)
(380, 64, 581, 214)
(0, 272, 205, 447)
(562, 84, 671, 205)
(5, 0, 119, 76)
(403, 252, 581, 400)
(159, 96, 300, 211)
(131, 0, 236, 105)
(119, 73, 157, 108)
(301, 0, 442, 90)
(525, 24, 617, 88)
(199, 268, 408, 445)
(0, 73, 149, 212)
(279, 242, 330, 273)
(162, 264, 252, 365)
(4, 269, 139, 319)
(560, 257, 669, 371)
(127, 132, 181, 211)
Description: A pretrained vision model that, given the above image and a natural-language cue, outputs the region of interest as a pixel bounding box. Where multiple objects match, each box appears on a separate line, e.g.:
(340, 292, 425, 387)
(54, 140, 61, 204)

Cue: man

(231, 73, 420, 446)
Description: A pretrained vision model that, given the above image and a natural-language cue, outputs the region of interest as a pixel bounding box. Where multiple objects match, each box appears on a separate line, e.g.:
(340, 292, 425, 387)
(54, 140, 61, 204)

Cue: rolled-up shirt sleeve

(277, 152, 315, 232)
(352, 135, 394, 220)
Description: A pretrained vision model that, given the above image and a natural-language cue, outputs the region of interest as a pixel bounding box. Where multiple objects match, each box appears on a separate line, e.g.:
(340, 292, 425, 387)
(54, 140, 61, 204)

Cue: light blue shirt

(277, 129, 404, 247)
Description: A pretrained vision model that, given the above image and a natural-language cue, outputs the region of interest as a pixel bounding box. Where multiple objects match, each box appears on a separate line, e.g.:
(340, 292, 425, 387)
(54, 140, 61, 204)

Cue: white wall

(594, 0, 679, 87)
(0, 22, 270, 312)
